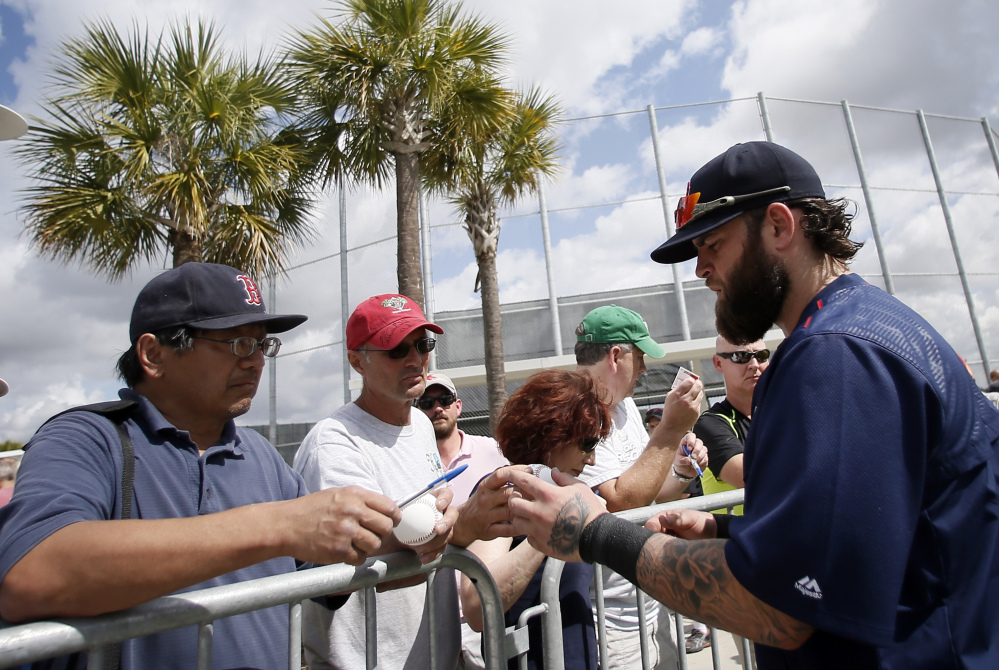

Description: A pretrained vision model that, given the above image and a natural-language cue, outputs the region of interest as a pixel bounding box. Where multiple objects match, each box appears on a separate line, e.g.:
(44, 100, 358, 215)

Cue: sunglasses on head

(414, 392, 457, 411)
(580, 437, 600, 453)
(674, 183, 792, 229)
(358, 337, 436, 360)
(716, 349, 771, 365)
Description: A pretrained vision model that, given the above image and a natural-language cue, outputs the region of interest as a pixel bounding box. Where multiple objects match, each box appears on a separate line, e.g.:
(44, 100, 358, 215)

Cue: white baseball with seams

(394, 492, 442, 546)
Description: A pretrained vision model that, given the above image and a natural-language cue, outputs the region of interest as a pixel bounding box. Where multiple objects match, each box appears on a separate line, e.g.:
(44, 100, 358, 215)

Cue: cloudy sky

(1, 0, 998, 442)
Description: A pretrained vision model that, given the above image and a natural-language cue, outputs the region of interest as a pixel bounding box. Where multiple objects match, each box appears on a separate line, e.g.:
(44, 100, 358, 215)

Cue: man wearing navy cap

(506, 142, 999, 669)
(0, 263, 404, 669)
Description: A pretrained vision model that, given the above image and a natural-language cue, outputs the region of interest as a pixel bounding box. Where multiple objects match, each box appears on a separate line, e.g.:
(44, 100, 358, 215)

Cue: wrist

(670, 465, 695, 483)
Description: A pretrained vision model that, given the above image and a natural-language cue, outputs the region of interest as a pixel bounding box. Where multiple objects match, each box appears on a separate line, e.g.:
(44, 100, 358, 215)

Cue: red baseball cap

(346, 294, 444, 350)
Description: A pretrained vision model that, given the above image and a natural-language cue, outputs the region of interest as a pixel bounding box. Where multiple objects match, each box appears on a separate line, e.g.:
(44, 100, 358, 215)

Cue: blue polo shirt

(725, 274, 999, 669)
(0, 389, 308, 670)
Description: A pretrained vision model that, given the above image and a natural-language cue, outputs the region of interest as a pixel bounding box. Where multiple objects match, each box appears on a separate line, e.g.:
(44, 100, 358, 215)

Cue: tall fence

(0, 491, 746, 670)
(257, 93, 999, 437)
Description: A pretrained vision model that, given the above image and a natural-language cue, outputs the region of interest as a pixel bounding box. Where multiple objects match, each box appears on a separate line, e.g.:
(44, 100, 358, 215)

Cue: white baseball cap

(424, 372, 457, 395)
(0, 105, 27, 141)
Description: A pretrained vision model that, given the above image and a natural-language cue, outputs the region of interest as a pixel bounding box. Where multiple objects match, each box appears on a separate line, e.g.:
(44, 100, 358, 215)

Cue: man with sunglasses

(697, 336, 770, 499)
(506, 142, 999, 670)
(294, 294, 519, 670)
(573, 304, 707, 670)
(0, 263, 405, 669)
(418, 372, 508, 670)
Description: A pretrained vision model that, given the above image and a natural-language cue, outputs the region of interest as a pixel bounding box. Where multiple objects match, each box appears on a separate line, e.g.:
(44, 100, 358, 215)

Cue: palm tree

(423, 88, 562, 428)
(17, 19, 315, 280)
(287, 0, 510, 309)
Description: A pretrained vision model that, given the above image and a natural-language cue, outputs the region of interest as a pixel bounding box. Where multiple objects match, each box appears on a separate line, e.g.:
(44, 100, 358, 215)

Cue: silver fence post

(420, 189, 437, 371)
(539, 559, 567, 670)
(197, 622, 213, 670)
(635, 590, 650, 669)
(538, 177, 563, 355)
(757, 92, 775, 142)
(364, 586, 378, 670)
(86, 647, 105, 669)
(339, 185, 352, 405)
(647, 104, 691, 341)
(289, 601, 302, 670)
(842, 100, 895, 295)
(426, 570, 438, 670)
(917, 110, 992, 380)
(984, 117, 999, 190)
(593, 563, 608, 669)
(268, 272, 278, 445)
(674, 608, 687, 670)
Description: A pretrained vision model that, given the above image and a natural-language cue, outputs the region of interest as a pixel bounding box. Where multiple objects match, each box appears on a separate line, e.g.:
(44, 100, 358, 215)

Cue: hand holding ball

(394, 493, 443, 546)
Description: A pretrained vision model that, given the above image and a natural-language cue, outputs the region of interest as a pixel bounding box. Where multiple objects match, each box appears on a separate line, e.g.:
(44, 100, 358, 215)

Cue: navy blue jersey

(0, 389, 308, 670)
(725, 274, 999, 669)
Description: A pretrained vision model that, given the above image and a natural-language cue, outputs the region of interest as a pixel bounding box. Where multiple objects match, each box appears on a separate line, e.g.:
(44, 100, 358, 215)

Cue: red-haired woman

(461, 369, 611, 670)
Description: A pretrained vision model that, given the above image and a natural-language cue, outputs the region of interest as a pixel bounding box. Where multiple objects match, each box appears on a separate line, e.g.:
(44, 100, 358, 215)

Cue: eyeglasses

(716, 349, 771, 365)
(674, 183, 792, 229)
(358, 337, 436, 360)
(580, 437, 600, 453)
(193, 335, 282, 358)
(415, 393, 457, 411)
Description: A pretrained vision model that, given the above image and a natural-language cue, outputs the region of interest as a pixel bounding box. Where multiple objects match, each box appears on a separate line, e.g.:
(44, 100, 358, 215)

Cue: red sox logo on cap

(236, 275, 262, 305)
(381, 296, 411, 314)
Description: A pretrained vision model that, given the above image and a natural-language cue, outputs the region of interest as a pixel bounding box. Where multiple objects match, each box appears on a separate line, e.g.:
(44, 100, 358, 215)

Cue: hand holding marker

(683, 438, 703, 477)
(672, 366, 703, 477)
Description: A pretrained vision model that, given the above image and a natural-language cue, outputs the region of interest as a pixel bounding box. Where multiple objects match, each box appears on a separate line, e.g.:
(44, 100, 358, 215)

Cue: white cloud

(2, 0, 999, 441)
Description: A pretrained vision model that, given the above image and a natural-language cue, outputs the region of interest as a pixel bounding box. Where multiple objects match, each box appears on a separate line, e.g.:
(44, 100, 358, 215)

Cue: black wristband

(579, 513, 655, 587)
(713, 513, 732, 539)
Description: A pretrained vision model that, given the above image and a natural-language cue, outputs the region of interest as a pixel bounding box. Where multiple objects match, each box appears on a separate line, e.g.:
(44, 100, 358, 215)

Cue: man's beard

(715, 232, 790, 345)
(434, 414, 458, 440)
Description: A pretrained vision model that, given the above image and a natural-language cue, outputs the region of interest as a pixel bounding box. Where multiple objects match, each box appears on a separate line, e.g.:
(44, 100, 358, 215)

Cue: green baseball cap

(576, 305, 666, 358)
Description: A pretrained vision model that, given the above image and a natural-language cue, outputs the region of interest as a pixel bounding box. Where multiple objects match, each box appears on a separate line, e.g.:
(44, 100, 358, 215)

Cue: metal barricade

(534, 489, 749, 670)
(0, 547, 506, 670)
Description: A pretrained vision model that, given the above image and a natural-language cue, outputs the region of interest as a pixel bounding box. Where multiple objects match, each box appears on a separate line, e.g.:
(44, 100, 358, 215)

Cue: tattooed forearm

(636, 536, 814, 650)
(547, 494, 591, 558)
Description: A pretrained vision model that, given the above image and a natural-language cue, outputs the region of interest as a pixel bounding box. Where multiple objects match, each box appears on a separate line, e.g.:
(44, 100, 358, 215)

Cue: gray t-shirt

(294, 402, 460, 670)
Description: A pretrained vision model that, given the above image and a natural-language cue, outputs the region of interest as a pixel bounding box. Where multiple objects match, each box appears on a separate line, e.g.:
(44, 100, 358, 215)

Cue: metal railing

(0, 490, 747, 670)
(0, 548, 506, 670)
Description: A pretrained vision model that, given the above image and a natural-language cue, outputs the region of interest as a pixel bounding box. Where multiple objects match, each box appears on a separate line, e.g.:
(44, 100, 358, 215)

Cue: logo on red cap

(236, 275, 262, 305)
(381, 296, 411, 314)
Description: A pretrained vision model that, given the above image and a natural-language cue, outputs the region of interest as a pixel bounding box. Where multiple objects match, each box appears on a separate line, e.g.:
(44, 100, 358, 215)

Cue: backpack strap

(36, 400, 137, 670)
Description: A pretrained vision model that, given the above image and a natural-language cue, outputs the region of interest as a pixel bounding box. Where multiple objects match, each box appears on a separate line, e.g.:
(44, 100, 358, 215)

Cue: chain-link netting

(248, 95, 999, 446)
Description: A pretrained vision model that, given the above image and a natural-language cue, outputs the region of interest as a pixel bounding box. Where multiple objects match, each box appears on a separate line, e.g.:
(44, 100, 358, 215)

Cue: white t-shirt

(580, 397, 660, 632)
(293, 402, 461, 670)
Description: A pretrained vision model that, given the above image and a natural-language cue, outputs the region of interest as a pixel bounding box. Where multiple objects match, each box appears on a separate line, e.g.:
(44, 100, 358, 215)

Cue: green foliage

(0, 441, 24, 453)
(288, 0, 512, 187)
(18, 18, 317, 280)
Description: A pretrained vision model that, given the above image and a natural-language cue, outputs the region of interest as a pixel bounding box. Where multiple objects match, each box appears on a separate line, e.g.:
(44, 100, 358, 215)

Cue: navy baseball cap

(650, 142, 825, 264)
(129, 263, 307, 343)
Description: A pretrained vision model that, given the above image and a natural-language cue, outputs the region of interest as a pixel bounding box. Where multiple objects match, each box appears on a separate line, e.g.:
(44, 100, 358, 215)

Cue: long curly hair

(495, 369, 611, 465)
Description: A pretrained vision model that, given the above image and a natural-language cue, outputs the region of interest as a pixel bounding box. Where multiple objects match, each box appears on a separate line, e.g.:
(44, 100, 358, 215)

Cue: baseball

(394, 493, 443, 546)
(530, 464, 557, 485)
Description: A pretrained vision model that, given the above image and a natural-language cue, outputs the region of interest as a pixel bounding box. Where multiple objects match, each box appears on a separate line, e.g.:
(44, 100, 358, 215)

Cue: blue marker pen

(683, 443, 704, 477)
(397, 464, 469, 508)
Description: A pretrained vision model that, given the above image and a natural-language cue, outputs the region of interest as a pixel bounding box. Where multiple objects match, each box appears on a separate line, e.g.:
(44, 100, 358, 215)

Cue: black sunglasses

(359, 337, 436, 360)
(580, 437, 600, 453)
(716, 349, 771, 365)
(415, 392, 457, 411)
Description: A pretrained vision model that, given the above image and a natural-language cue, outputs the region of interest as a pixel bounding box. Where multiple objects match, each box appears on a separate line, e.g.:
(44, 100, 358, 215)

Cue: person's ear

(347, 350, 365, 375)
(609, 345, 626, 370)
(712, 354, 724, 374)
(136, 334, 167, 379)
(454, 397, 462, 417)
(763, 202, 796, 252)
